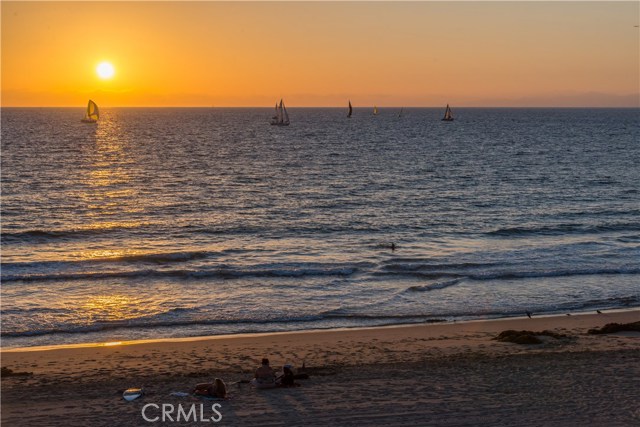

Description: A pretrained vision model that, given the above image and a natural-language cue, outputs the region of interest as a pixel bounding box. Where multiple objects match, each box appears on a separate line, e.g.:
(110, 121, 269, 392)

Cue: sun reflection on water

(78, 111, 146, 228)
(72, 249, 132, 260)
(82, 295, 143, 322)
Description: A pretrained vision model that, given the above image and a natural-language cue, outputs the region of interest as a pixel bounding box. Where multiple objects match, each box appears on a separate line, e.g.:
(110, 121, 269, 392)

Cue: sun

(96, 61, 115, 79)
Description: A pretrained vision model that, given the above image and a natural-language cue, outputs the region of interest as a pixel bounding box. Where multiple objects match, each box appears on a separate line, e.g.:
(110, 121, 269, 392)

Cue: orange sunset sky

(2, 1, 639, 107)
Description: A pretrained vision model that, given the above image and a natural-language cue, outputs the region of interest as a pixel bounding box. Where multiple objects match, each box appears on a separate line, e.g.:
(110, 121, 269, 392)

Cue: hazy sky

(2, 1, 639, 107)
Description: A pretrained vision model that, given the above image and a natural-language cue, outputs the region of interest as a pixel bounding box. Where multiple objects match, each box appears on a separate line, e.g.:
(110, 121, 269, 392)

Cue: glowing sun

(96, 61, 115, 79)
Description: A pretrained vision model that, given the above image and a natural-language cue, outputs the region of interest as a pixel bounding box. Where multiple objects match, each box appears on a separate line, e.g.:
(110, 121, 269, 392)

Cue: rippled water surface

(2, 107, 639, 347)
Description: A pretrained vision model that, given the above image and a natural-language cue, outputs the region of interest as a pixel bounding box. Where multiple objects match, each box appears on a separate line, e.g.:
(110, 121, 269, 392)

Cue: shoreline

(2, 310, 638, 426)
(3, 307, 638, 353)
(2, 310, 637, 367)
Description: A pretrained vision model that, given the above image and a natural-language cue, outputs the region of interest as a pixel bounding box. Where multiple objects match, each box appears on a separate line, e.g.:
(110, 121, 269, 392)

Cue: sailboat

(81, 100, 99, 123)
(373, 105, 378, 116)
(270, 99, 290, 126)
(347, 100, 353, 118)
(442, 104, 454, 122)
(398, 107, 404, 118)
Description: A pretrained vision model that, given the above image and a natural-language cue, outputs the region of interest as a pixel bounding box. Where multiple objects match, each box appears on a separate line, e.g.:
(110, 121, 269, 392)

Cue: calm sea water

(2, 107, 639, 348)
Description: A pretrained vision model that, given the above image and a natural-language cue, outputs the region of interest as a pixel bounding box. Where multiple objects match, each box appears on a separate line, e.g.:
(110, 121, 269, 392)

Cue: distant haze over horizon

(3, 100, 640, 109)
(2, 2, 638, 108)
(2, 91, 640, 109)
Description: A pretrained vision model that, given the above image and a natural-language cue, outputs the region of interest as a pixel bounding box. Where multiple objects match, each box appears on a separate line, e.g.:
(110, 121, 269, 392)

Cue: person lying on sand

(193, 378, 227, 398)
(252, 358, 277, 388)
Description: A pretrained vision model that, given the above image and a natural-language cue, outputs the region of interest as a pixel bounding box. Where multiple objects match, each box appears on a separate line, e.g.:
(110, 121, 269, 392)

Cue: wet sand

(2, 310, 639, 426)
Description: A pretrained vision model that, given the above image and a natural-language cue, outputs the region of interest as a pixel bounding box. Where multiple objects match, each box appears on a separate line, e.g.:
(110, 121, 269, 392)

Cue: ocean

(1, 107, 639, 348)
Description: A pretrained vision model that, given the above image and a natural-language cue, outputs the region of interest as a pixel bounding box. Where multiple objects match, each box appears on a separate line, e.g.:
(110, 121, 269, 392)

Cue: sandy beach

(2, 310, 639, 426)
(3, 2, 639, 426)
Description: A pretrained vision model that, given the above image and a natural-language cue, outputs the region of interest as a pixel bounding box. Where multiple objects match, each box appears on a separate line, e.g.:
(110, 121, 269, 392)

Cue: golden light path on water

(71, 114, 178, 325)
(82, 295, 144, 322)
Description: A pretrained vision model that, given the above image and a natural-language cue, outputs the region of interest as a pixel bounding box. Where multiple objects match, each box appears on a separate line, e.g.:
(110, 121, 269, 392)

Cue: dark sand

(2, 311, 639, 426)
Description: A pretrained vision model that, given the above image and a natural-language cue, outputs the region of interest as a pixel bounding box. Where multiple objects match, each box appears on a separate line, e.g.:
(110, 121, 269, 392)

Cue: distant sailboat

(270, 99, 290, 126)
(442, 104, 454, 122)
(373, 105, 378, 116)
(347, 100, 353, 118)
(81, 100, 99, 123)
(398, 107, 404, 118)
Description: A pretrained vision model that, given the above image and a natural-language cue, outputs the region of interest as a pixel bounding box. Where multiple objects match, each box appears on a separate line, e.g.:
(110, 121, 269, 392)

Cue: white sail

(373, 105, 378, 115)
(270, 98, 290, 126)
(81, 99, 99, 122)
(442, 104, 454, 121)
(282, 100, 290, 125)
(89, 100, 99, 120)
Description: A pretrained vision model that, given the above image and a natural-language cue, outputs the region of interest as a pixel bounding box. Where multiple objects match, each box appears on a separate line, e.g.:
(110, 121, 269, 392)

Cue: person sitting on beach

(277, 364, 297, 387)
(252, 358, 277, 388)
(193, 378, 227, 398)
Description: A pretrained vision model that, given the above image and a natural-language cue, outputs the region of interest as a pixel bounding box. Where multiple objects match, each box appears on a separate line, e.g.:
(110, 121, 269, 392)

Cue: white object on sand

(123, 388, 144, 401)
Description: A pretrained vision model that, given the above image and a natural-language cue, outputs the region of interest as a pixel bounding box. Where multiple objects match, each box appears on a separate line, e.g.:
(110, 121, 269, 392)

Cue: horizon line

(2, 105, 640, 109)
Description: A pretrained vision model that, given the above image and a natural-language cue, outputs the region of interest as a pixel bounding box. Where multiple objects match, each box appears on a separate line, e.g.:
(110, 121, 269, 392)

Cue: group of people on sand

(252, 358, 297, 389)
(192, 358, 298, 398)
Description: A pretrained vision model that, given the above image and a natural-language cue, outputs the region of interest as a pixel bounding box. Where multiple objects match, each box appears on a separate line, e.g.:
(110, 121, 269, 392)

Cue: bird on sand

(597, 310, 603, 314)
(526, 311, 532, 319)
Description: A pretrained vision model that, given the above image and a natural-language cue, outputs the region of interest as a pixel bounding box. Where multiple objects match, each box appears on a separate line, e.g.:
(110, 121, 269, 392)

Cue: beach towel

(195, 394, 228, 400)
(170, 392, 190, 397)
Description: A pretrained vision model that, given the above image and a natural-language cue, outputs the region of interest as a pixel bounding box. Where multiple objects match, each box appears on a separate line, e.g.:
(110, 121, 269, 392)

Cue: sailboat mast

(269, 98, 291, 126)
(282, 100, 289, 124)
